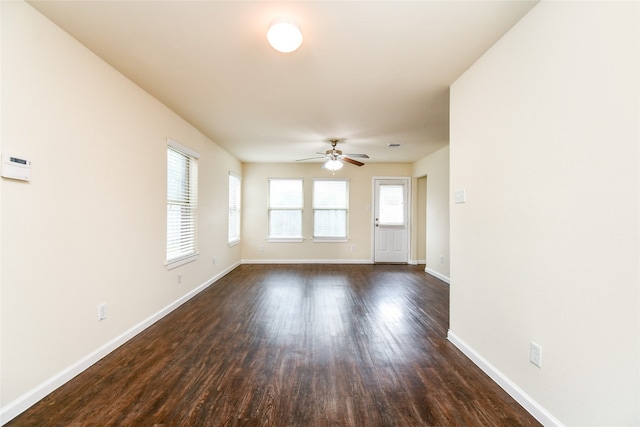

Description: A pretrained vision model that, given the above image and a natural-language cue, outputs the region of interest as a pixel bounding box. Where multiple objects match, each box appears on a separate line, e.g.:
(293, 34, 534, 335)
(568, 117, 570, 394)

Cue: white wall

(449, 2, 638, 426)
(0, 1, 241, 419)
(241, 162, 412, 262)
(413, 145, 450, 281)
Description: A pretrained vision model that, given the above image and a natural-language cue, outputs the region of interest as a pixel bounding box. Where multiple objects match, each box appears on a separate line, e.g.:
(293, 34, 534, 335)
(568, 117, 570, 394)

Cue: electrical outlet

(259, 244, 264, 252)
(177, 273, 182, 284)
(530, 342, 542, 368)
(454, 188, 467, 204)
(212, 256, 217, 264)
(351, 245, 356, 252)
(98, 303, 107, 321)
(440, 255, 444, 263)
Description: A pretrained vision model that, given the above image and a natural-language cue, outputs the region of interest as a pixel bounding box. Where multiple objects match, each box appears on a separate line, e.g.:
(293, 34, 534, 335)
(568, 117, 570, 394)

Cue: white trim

(447, 331, 564, 427)
(266, 237, 304, 243)
(0, 261, 241, 426)
(242, 258, 373, 265)
(4, 261, 562, 427)
(425, 267, 450, 284)
(165, 253, 198, 270)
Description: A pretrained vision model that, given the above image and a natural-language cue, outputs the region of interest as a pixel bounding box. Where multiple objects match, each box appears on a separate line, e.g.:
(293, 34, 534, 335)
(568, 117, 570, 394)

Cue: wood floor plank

(7, 264, 541, 426)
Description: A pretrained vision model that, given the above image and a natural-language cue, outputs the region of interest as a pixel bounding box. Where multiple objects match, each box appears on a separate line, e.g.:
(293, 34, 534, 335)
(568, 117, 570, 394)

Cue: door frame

(371, 176, 412, 263)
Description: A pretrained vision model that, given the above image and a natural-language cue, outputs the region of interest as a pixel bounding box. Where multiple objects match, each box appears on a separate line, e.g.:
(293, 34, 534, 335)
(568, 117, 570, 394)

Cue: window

(313, 179, 348, 240)
(166, 139, 199, 268)
(378, 184, 405, 225)
(228, 172, 241, 245)
(268, 178, 303, 240)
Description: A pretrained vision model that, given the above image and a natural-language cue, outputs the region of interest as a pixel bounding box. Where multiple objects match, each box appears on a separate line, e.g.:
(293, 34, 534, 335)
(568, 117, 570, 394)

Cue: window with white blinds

(228, 173, 241, 245)
(166, 139, 199, 268)
(268, 178, 303, 240)
(313, 179, 348, 240)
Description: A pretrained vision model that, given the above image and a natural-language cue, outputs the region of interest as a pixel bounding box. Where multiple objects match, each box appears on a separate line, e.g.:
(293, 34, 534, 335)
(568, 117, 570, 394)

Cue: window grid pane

(269, 179, 303, 208)
(314, 210, 347, 237)
(269, 210, 302, 237)
(313, 180, 347, 209)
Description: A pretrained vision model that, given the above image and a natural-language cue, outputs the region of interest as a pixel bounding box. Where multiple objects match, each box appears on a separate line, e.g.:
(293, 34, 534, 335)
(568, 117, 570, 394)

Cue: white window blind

(268, 179, 303, 239)
(228, 173, 241, 244)
(313, 179, 348, 239)
(167, 140, 199, 267)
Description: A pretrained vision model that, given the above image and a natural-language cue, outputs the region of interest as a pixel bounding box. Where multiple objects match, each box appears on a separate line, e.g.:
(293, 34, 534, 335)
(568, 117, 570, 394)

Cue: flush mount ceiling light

(267, 20, 303, 53)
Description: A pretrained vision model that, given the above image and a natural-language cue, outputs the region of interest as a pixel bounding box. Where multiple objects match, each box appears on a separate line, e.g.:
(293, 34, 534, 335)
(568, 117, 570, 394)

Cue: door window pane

(379, 184, 405, 225)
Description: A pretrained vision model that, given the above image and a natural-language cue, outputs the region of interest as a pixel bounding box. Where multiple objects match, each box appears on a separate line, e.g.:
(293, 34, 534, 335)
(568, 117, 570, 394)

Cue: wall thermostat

(1, 154, 32, 181)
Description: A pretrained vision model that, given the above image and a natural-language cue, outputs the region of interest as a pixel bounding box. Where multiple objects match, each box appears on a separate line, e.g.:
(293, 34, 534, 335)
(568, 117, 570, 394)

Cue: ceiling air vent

(387, 143, 403, 148)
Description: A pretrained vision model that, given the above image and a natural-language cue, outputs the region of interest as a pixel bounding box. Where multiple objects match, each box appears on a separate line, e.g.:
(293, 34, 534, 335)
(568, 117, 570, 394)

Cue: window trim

(166, 138, 200, 270)
(266, 237, 306, 243)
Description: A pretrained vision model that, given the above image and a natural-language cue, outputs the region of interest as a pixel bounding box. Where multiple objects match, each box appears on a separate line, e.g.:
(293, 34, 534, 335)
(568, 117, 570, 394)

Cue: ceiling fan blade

(296, 156, 326, 161)
(342, 157, 365, 166)
(342, 153, 369, 158)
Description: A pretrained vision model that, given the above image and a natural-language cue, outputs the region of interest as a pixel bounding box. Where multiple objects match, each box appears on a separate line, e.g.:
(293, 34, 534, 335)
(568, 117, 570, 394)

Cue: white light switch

(454, 188, 466, 204)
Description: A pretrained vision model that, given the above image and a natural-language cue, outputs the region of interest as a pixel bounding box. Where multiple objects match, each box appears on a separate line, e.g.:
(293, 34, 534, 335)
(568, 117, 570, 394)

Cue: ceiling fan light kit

(296, 139, 369, 173)
(323, 158, 343, 171)
(267, 19, 303, 53)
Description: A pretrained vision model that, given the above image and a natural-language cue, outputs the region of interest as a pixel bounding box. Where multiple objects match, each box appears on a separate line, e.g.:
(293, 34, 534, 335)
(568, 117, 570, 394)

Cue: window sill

(266, 237, 304, 243)
(166, 253, 198, 270)
(312, 238, 349, 243)
(228, 239, 241, 247)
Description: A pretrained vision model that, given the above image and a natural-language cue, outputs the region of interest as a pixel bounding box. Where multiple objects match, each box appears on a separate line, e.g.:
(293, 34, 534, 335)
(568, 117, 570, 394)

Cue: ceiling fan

(296, 139, 369, 171)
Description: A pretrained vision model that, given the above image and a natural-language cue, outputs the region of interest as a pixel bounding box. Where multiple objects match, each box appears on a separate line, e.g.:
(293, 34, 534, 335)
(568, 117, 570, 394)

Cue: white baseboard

(241, 258, 374, 264)
(447, 331, 564, 427)
(0, 261, 241, 426)
(425, 267, 450, 284)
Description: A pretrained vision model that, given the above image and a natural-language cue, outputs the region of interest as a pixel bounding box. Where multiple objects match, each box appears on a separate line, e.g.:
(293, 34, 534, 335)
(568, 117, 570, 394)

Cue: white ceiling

(28, 0, 538, 164)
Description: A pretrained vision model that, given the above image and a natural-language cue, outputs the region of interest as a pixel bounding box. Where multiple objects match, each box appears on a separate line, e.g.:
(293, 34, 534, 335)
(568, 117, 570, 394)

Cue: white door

(374, 178, 409, 263)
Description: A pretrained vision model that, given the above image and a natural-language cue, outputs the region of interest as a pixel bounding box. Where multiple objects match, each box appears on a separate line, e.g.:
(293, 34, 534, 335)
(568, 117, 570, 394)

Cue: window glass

(228, 173, 241, 244)
(313, 179, 348, 239)
(378, 184, 404, 225)
(167, 141, 199, 266)
(268, 179, 303, 239)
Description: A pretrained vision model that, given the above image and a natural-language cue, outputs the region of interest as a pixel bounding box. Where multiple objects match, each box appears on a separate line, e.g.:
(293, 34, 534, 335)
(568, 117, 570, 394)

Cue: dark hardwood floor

(8, 264, 540, 426)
